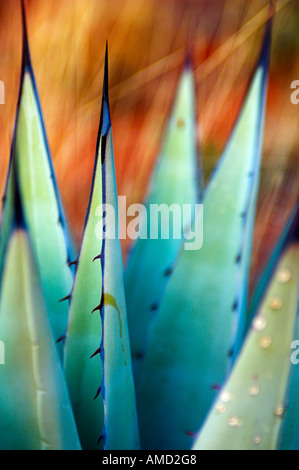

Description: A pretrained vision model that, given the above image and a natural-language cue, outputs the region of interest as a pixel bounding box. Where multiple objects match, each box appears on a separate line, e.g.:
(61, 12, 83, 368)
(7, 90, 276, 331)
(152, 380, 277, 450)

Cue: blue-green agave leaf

(0, 2, 74, 359)
(64, 46, 139, 451)
(135, 16, 272, 450)
(247, 205, 298, 333)
(125, 62, 200, 373)
(193, 205, 299, 450)
(0, 203, 81, 450)
(276, 203, 299, 450)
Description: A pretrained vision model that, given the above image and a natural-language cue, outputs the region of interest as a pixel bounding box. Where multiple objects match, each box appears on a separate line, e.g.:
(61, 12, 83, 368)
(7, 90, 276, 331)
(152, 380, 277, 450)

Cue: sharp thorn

(164, 267, 173, 277)
(90, 347, 102, 359)
(135, 352, 144, 361)
(92, 304, 102, 314)
(211, 383, 221, 391)
(59, 294, 71, 303)
(56, 335, 66, 344)
(92, 295, 104, 314)
(186, 431, 196, 438)
(235, 254, 242, 264)
(68, 260, 77, 267)
(103, 41, 109, 100)
(150, 303, 159, 312)
(21, 0, 32, 72)
(94, 386, 101, 400)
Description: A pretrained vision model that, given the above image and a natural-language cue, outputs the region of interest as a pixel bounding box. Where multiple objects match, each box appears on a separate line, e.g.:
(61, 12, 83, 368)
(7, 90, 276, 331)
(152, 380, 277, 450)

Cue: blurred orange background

(0, 0, 298, 292)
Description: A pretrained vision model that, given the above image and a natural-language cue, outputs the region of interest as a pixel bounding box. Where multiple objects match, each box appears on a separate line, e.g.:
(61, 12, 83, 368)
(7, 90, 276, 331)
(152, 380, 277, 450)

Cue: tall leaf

(277, 203, 299, 450)
(0, 1, 74, 359)
(64, 45, 139, 451)
(125, 61, 200, 373)
(0, 219, 80, 449)
(193, 205, 299, 450)
(135, 14, 272, 450)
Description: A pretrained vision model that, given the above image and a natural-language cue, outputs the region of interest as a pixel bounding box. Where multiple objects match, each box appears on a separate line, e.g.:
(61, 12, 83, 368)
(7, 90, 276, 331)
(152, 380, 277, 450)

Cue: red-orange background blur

(0, 0, 298, 292)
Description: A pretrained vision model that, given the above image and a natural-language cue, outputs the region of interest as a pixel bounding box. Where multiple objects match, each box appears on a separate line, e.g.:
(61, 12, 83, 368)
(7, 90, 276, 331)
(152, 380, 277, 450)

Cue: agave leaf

(125, 62, 200, 372)
(193, 220, 299, 450)
(277, 203, 299, 450)
(247, 204, 298, 334)
(0, 169, 15, 273)
(64, 46, 139, 451)
(0, 2, 74, 359)
(135, 16, 272, 450)
(0, 225, 81, 450)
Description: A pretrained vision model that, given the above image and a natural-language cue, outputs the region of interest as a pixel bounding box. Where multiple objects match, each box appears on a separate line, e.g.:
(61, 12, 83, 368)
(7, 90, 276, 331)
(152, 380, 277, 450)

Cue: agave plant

(0, 0, 298, 451)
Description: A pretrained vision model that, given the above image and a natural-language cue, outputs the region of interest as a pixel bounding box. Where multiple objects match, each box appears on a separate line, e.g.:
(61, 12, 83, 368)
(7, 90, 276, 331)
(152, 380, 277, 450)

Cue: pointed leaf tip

(257, 1, 273, 73)
(134, 22, 270, 448)
(184, 42, 194, 70)
(1, 18, 76, 360)
(20, 0, 32, 74)
(98, 42, 111, 137)
(103, 42, 109, 101)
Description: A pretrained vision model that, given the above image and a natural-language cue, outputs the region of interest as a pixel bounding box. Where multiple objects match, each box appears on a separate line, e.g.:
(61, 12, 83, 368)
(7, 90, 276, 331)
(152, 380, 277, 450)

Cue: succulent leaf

(125, 63, 200, 372)
(0, 227, 81, 450)
(193, 211, 299, 450)
(276, 203, 299, 450)
(248, 202, 299, 332)
(0, 2, 74, 359)
(64, 45, 139, 451)
(135, 18, 271, 450)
